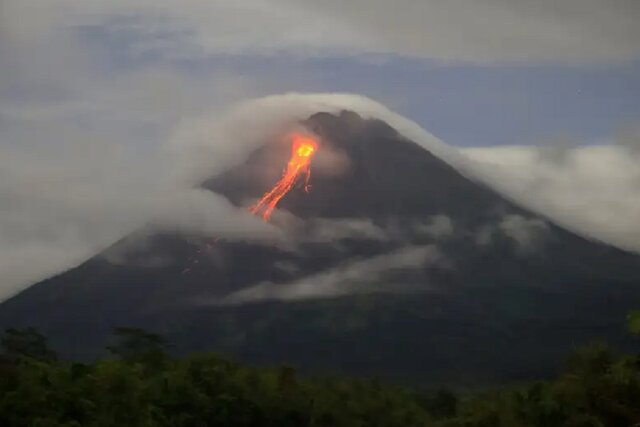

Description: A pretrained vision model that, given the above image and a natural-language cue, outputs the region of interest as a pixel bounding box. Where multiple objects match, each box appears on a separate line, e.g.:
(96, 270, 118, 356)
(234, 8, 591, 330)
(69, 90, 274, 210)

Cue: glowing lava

(182, 133, 318, 274)
(249, 133, 319, 221)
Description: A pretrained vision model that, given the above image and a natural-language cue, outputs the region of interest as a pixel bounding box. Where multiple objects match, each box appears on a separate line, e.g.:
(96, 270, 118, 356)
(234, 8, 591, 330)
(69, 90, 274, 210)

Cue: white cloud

(463, 143, 640, 253)
(499, 215, 549, 250)
(475, 214, 550, 252)
(10, 0, 638, 63)
(0, 136, 278, 299)
(301, 218, 388, 243)
(220, 245, 443, 304)
(415, 215, 454, 240)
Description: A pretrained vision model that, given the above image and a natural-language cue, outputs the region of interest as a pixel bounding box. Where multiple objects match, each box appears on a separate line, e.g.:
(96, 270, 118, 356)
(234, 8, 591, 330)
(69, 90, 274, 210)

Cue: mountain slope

(1, 111, 639, 385)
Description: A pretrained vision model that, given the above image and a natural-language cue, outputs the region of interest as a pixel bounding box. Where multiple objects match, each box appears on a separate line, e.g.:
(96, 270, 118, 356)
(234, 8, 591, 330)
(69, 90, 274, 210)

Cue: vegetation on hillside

(1, 326, 639, 427)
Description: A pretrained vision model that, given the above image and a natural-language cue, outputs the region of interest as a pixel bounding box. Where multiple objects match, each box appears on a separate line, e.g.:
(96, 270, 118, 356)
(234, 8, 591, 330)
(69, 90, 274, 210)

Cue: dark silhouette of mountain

(1, 111, 639, 385)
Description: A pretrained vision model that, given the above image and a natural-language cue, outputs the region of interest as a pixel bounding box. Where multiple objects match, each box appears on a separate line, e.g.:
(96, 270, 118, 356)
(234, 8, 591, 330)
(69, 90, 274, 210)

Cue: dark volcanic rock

(1, 111, 639, 386)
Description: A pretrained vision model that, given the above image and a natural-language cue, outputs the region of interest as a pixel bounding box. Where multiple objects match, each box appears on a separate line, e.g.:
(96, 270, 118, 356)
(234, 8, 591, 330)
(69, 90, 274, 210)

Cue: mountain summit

(1, 111, 639, 385)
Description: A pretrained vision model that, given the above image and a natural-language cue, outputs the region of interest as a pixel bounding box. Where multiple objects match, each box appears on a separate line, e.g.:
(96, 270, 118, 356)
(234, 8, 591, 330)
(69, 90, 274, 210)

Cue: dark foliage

(1, 327, 640, 427)
(0, 327, 57, 362)
(106, 327, 170, 370)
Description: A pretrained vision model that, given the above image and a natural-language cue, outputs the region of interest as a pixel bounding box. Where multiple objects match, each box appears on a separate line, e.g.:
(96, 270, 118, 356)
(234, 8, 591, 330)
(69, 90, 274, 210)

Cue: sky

(1, 0, 640, 300)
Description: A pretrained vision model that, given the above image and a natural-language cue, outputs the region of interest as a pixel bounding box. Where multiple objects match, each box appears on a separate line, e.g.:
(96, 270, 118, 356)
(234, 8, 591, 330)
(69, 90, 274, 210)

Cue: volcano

(1, 111, 639, 385)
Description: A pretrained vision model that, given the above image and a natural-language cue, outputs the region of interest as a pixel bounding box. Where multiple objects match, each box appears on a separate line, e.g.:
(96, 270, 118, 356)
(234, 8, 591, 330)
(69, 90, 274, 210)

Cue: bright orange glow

(249, 133, 319, 221)
(182, 134, 318, 274)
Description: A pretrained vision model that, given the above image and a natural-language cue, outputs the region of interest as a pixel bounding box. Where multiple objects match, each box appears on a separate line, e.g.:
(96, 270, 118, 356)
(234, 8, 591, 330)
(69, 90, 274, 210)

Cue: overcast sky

(1, 0, 639, 300)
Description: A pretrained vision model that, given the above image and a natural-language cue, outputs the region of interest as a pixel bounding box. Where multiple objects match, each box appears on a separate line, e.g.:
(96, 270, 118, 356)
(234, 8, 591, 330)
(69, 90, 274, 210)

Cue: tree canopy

(0, 327, 639, 427)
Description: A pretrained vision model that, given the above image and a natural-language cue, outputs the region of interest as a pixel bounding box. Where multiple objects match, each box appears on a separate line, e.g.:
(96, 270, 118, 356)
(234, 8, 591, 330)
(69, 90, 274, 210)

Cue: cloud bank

(9, 0, 638, 63)
(476, 214, 550, 252)
(463, 143, 640, 253)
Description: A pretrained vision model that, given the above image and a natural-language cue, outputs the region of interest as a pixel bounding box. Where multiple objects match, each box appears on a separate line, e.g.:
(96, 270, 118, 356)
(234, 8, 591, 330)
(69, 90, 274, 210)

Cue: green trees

(628, 309, 640, 334)
(0, 328, 434, 427)
(0, 327, 57, 362)
(0, 326, 639, 427)
(436, 343, 640, 427)
(106, 327, 170, 371)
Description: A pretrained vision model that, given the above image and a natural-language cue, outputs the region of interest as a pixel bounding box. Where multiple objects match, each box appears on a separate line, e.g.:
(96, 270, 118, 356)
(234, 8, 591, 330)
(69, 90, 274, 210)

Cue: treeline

(1, 327, 640, 427)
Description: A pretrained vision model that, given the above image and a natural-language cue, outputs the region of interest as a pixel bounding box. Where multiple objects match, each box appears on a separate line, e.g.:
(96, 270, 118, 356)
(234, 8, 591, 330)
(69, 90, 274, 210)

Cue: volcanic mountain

(1, 110, 639, 385)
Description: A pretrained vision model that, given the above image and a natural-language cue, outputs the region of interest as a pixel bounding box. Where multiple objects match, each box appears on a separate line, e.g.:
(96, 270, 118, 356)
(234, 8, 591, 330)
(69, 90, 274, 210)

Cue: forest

(1, 320, 640, 427)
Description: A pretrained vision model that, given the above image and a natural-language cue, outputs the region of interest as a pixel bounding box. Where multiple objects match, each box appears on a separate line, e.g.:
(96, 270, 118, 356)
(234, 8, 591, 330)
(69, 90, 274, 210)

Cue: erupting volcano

(182, 133, 319, 274)
(5, 110, 640, 386)
(249, 133, 319, 221)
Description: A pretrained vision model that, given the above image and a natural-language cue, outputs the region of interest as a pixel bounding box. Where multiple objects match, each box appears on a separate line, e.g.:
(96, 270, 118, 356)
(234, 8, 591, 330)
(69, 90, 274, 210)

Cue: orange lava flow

(181, 134, 318, 274)
(249, 134, 319, 221)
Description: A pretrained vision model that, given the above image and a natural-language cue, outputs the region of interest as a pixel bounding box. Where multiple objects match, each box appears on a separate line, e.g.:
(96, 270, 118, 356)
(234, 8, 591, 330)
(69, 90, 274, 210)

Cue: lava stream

(249, 134, 319, 221)
(182, 133, 318, 274)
